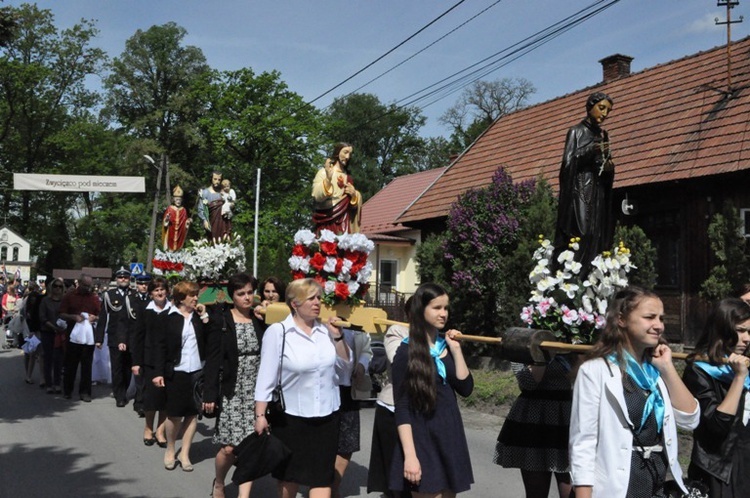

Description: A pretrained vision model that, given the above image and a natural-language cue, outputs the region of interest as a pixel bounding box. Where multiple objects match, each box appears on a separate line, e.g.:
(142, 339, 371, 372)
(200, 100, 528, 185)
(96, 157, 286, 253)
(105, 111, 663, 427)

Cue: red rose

(292, 244, 309, 257)
(334, 282, 350, 300)
(310, 252, 326, 271)
(292, 270, 306, 280)
(335, 258, 344, 273)
(350, 262, 364, 275)
(343, 250, 358, 263)
(314, 275, 326, 286)
(320, 241, 338, 256)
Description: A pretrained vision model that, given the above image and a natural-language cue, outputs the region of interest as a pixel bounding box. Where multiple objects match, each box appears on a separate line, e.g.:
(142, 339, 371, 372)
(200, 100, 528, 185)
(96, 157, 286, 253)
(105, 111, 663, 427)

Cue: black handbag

(266, 324, 286, 423)
(192, 371, 221, 419)
(231, 431, 291, 484)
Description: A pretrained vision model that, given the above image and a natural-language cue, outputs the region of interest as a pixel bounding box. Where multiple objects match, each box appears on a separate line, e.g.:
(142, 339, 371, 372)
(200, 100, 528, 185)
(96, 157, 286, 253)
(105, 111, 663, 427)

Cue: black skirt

(141, 365, 166, 412)
(164, 370, 199, 418)
(271, 411, 340, 488)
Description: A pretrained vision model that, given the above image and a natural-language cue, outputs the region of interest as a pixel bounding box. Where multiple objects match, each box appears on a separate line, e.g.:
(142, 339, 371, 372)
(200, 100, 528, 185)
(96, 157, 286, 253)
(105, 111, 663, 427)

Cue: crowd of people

(10, 267, 750, 498)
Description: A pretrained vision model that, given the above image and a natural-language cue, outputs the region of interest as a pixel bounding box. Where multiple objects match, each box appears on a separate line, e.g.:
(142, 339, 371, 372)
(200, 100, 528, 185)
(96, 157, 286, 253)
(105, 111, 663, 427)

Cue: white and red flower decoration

(289, 229, 374, 305)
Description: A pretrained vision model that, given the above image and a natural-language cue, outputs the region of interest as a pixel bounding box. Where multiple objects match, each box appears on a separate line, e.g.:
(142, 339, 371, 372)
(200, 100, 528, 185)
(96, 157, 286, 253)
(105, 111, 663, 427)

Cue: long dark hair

(405, 282, 448, 414)
(588, 286, 661, 365)
(691, 298, 750, 364)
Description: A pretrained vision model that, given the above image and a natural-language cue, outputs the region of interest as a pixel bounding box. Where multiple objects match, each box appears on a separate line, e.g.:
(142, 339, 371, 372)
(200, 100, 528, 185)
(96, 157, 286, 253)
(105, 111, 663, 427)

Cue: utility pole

(715, 0, 744, 92)
(144, 155, 163, 273)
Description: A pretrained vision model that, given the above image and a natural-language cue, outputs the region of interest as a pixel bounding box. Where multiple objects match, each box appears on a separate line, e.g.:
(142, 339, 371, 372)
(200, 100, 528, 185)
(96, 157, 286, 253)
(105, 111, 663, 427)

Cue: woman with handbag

(152, 280, 219, 472)
(682, 298, 750, 497)
(254, 278, 351, 498)
(569, 287, 700, 498)
(204, 272, 265, 498)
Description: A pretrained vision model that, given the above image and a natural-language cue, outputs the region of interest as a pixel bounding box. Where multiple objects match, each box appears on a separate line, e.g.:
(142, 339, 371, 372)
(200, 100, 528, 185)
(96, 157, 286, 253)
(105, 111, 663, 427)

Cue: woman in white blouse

(254, 278, 351, 498)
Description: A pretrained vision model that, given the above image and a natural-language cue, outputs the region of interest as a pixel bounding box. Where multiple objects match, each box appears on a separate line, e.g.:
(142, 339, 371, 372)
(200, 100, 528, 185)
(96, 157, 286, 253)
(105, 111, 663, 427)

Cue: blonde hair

(285, 278, 322, 312)
(172, 280, 200, 306)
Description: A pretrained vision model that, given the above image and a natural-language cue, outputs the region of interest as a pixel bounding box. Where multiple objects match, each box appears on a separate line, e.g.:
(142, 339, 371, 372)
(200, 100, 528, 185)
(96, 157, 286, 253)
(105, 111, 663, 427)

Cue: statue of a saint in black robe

(553, 92, 615, 271)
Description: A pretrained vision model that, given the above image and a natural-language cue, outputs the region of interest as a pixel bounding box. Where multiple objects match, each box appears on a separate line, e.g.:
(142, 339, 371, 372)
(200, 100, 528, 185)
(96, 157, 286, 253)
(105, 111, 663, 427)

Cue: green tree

(325, 93, 427, 199)
(416, 169, 556, 355)
(613, 224, 658, 289)
(440, 77, 536, 153)
(0, 4, 107, 272)
(700, 202, 750, 300)
(195, 68, 326, 279)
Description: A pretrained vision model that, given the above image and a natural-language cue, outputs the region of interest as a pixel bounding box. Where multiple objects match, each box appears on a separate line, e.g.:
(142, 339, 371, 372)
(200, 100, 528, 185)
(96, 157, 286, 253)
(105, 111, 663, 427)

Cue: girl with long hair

(389, 283, 474, 497)
(569, 286, 699, 498)
(683, 298, 750, 497)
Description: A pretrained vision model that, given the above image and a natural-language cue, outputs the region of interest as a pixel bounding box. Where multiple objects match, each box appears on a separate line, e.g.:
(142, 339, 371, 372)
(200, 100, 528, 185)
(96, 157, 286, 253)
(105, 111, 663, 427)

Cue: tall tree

(104, 22, 211, 172)
(325, 93, 427, 200)
(440, 77, 536, 153)
(195, 68, 326, 279)
(0, 4, 107, 272)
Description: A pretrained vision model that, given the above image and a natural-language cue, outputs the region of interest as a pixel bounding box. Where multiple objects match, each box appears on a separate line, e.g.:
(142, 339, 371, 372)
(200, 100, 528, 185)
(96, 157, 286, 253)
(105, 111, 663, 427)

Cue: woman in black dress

(131, 276, 171, 447)
(204, 273, 263, 498)
(389, 282, 474, 497)
(152, 280, 218, 472)
(683, 298, 750, 497)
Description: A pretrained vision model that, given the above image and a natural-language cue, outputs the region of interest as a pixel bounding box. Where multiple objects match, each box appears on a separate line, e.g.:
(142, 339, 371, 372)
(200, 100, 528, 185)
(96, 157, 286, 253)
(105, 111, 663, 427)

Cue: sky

(7, 0, 748, 138)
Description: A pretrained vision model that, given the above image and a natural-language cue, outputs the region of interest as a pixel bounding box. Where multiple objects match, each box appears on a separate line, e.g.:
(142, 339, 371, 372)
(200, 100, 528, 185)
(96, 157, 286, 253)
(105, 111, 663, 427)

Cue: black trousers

(40, 330, 63, 387)
(109, 346, 132, 403)
(63, 342, 94, 396)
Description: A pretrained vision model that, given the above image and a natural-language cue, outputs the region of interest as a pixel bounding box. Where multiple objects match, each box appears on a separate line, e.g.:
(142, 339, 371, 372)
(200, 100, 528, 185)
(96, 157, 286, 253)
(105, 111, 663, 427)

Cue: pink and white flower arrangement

(520, 236, 634, 344)
(289, 229, 374, 306)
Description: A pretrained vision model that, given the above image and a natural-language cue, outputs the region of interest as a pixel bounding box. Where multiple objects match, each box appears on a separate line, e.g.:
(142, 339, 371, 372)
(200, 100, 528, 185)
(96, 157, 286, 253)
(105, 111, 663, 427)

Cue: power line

(350, 0, 620, 130)
(337, 0, 506, 102)
(306, 0, 469, 106)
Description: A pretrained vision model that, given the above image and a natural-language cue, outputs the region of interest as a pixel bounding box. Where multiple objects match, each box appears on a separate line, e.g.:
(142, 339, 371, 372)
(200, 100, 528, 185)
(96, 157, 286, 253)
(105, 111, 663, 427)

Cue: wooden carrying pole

(258, 303, 746, 365)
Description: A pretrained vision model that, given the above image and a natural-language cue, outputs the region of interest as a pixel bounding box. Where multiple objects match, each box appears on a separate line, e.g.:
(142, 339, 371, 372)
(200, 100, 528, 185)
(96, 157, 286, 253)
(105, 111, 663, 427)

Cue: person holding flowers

(569, 286, 699, 498)
(682, 298, 750, 497)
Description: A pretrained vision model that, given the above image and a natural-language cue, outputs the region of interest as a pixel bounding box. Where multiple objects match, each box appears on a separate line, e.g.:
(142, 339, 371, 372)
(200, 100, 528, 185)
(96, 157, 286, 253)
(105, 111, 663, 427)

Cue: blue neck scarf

(403, 335, 447, 384)
(608, 351, 665, 433)
(694, 358, 750, 390)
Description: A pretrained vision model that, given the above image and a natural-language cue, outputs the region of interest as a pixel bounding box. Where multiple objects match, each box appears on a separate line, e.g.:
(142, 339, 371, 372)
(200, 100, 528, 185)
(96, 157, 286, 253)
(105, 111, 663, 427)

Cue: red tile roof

(398, 37, 750, 224)
(360, 167, 447, 237)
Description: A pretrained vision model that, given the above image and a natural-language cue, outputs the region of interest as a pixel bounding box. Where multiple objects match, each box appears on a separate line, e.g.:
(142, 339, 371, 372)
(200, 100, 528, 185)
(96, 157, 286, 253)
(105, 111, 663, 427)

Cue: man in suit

(130, 273, 151, 417)
(96, 266, 136, 407)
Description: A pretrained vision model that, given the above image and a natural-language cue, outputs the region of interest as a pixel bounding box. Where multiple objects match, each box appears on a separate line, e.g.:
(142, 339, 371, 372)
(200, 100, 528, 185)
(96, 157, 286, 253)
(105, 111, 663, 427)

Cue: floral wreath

(288, 229, 373, 306)
(520, 236, 634, 344)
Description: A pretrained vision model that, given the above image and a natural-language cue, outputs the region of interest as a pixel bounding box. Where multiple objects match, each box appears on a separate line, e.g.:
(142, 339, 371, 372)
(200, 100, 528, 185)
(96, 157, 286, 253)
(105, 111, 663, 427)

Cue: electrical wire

(306, 0, 468, 106)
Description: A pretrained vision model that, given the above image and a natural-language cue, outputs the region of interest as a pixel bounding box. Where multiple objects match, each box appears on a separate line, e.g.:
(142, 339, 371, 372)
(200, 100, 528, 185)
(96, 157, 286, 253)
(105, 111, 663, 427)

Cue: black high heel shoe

(143, 437, 156, 446)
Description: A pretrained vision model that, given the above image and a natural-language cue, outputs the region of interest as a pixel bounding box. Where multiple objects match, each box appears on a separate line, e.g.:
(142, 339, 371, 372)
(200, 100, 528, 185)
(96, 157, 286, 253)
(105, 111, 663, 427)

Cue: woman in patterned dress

(569, 287, 699, 498)
(203, 273, 263, 498)
(494, 356, 575, 498)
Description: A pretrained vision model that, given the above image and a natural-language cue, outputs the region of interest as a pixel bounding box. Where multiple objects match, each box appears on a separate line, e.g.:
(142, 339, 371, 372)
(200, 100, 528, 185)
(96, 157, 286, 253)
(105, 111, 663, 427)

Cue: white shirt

(254, 314, 350, 418)
(168, 306, 201, 374)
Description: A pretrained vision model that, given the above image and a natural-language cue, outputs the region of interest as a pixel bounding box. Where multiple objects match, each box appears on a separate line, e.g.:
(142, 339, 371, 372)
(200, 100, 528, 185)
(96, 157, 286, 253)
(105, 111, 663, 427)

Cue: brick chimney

(599, 54, 634, 83)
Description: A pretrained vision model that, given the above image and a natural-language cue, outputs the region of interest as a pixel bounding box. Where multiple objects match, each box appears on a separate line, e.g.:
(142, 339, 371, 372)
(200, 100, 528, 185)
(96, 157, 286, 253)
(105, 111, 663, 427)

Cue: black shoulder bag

(266, 324, 286, 423)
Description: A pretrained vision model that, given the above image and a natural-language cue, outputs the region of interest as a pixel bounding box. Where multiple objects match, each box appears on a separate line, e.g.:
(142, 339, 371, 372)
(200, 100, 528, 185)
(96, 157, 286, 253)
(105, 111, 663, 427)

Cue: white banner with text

(13, 173, 145, 193)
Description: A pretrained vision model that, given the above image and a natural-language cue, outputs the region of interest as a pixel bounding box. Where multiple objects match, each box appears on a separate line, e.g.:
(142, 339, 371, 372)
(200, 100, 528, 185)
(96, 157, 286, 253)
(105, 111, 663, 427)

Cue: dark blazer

(95, 288, 136, 346)
(683, 362, 747, 484)
(153, 309, 219, 382)
(131, 302, 170, 369)
(202, 306, 264, 404)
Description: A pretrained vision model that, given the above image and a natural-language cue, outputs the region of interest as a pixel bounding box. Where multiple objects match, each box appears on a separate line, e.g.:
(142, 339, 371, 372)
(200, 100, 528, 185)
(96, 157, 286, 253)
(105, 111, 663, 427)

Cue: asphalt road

(0, 347, 541, 497)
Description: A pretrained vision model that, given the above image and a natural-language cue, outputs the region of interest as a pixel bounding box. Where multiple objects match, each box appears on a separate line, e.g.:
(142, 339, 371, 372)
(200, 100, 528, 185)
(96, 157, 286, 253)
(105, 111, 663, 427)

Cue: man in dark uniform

(130, 273, 151, 417)
(95, 266, 136, 407)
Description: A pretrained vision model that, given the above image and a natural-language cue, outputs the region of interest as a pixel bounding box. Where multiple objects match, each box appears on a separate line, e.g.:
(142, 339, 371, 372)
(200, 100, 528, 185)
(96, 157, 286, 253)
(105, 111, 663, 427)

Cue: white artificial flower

(293, 229, 316, 246)
(318, 229, 337, 243)
(347, 280, 360, 295)
(324, 280, 336, 295)
(323, 257, 338, 273)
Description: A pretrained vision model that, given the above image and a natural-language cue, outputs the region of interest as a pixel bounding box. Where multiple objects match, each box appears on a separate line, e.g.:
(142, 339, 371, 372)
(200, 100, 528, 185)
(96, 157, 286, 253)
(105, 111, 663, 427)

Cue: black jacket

(95, 288, 136, 346)
(202, 306, 264, 404)
(683, 362, 747, 484)
(153, 309, 219, 384)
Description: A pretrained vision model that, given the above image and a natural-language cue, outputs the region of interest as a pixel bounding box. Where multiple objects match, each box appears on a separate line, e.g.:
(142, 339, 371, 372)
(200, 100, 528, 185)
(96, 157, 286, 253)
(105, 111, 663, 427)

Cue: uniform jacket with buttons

(570, 357, 700, 498)
(95, 287, 136, 346)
